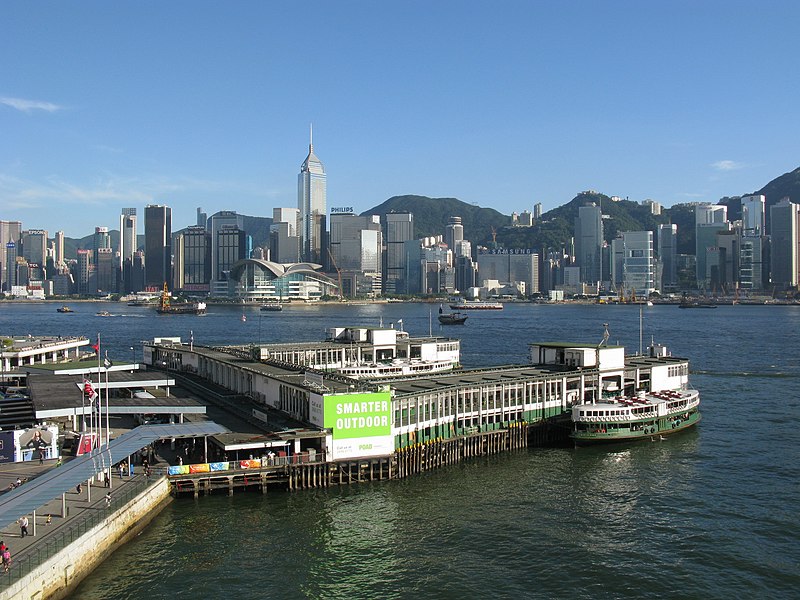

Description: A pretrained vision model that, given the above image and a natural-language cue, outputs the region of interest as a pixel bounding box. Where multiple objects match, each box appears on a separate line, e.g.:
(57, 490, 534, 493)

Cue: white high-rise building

(298, 126, 326, 264)
(610, 231, 655, 296)
(120, 208, 137, 268)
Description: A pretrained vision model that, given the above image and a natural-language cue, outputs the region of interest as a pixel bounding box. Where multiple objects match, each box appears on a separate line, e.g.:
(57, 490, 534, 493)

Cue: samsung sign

(479, 248, 536, 255)
(330, 207, 355, 215)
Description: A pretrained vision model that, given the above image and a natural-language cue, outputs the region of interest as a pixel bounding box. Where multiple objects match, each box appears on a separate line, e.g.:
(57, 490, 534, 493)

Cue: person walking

(2, 547, 10, 573)
(18, 516, 28, 538)
(105, 492, 112, 508)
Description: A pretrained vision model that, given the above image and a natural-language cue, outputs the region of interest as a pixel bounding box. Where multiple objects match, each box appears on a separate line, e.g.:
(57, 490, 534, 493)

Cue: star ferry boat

(569, 342, 701, 445)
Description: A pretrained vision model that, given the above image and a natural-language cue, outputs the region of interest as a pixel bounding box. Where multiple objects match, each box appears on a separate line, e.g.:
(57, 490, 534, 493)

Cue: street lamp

(130, 346, 135, 366)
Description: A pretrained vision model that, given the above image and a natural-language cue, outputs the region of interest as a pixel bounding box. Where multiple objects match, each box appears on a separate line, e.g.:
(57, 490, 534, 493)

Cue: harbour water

(1, 301, 798, 598)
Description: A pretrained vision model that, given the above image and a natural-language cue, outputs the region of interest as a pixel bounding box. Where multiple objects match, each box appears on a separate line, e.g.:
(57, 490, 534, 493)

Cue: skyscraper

(120, 208, 138, 267)
(770, 198, 800, 290)
(298, 127, 326, 264)
(574, 203, 603, 284)
(0, 221, 22, 291)
(54, 230, 65, 268)
(445, 216, 464, 255)
(21, 229, 48, 281)
(657, 224, 678, 290)
(144, 204, 172, 290)
(740, 195, 765, 235)
(174, 226, 212, 293)
(385, 212, 414, 294)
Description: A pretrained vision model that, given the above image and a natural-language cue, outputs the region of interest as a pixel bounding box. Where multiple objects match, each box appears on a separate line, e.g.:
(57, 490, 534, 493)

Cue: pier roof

(27, 372, 205, 419)
(383, 364, 574, 396)
(0, 422, 228, 530)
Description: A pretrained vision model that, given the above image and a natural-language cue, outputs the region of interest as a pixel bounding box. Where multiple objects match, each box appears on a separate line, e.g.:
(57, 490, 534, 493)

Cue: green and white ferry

(567, 340, 701, 445)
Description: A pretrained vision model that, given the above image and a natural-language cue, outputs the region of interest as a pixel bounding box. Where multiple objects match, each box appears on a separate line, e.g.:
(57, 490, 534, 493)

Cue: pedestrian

(56, 456, 62, 467)
(104, 492, 111, 508)
(76, 483, 82, 494)
(118, 463, 124, 479)
(1, 547, 10, 573)
(18, 516, 28, 538)
(45, 515, 52, 525)
(178, 456, 183, 466)
(0, 541, 6, 554)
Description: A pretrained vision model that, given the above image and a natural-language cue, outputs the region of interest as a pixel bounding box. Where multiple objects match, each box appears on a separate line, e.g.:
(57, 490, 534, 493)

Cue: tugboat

(155, 283, 206, 315)
(56, 305, 74, 313)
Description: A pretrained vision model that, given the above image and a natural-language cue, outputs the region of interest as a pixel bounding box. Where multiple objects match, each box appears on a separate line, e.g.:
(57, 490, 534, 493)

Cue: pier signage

(323, 391, 393, 460)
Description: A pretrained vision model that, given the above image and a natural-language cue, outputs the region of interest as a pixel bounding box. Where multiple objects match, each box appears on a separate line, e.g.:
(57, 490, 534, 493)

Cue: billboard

(323, 391, 393, 460)
(0, 432, 14, 463)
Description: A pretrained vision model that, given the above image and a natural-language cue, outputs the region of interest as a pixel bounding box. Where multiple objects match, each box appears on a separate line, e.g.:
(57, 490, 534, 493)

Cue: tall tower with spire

(298, 125, 327, 264)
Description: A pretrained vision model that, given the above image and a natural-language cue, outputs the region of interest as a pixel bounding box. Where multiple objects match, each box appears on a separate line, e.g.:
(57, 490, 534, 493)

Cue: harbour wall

(2, 479, 171, 600)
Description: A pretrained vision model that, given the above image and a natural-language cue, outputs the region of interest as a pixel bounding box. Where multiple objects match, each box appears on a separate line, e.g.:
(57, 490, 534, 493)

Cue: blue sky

(1, 1, 798, 237)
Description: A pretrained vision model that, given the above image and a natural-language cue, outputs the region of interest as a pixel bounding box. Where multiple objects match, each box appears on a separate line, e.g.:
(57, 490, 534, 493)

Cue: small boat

(260, 303, 283, 312)
(56, 305, 73, 313)
(438, 311, 468, 325)
(96, 310, 112, 317)
(241, 314, 247, 322)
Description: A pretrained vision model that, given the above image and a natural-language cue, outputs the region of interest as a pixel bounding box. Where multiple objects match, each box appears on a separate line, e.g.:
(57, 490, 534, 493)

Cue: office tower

(144, 204, 172, 289)
(298, 127, 326, 264)
(96, 247, 115, 293)
(329, 214, 382, 271)
(54, 231, 65, 267)
(174, 226, 212, 292)
(4, 242, 17, 290)
(770, 199, 800, 289)
(212, 223, 247, 296)
(610, 231, 655, 296)
(696, 222, 730, 288)
(20, 229, 48, 281)
(657, 224, 678, 290)
(385, 212, 414, 294)
(533, 203, 543, 220)
(575, 203, 603, 284)
(445, 217, 464, 254)
(93, 226, 111, 265)
(197, 207, 208, 229)
(476, 250, 540, 295)
(738, 234, 763, 291)
(209, 211, 244, 287)
(270, 208, 300, 263)
(517, 211, 534, 227)
(119, 208, 137, 266)
(741, 195, 765, 235)
(0, 221, 22, 291)
(76, 249, 91, 295)
(129, 251, 145, 293)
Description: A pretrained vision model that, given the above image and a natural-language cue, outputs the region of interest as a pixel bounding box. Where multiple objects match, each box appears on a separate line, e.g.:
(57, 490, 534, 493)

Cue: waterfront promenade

(0, 456, 167, 593)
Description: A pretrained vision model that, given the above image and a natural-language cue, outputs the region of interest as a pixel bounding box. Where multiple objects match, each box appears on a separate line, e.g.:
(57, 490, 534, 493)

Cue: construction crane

(327, 247, 344, 300)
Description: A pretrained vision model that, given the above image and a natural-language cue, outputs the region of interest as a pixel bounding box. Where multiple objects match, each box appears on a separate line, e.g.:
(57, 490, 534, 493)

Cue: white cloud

(0, 96, 64, 113)
(711, 160, 744, 172)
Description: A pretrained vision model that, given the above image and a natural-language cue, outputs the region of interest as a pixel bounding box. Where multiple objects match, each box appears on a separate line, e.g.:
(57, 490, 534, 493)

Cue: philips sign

(330, 207, 355, 215)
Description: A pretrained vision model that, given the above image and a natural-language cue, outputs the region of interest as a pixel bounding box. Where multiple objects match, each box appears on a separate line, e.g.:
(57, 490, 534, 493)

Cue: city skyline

(2, 2, 799, 237)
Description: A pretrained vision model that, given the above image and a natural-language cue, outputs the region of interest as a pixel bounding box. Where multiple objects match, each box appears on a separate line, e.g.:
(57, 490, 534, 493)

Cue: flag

(92, 335, 100, 354)
(83, 379, 95, 399)
(104, 352, 113, 369)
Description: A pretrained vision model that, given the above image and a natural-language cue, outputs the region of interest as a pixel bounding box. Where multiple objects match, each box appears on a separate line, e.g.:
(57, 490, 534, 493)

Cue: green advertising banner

(323, 391, 392, 440)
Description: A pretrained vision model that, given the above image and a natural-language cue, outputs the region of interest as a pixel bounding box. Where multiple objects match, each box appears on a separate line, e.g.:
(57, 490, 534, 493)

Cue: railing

(0, 471, 165, 589)
(166, 453, 328, 478)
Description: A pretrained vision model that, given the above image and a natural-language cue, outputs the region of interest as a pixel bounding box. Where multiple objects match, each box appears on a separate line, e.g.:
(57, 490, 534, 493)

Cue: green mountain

(362, 195, 511, 242)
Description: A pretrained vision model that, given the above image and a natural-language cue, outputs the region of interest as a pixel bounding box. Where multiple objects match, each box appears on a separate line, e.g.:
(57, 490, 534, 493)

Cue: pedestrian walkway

(0, 461, 160, 587)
